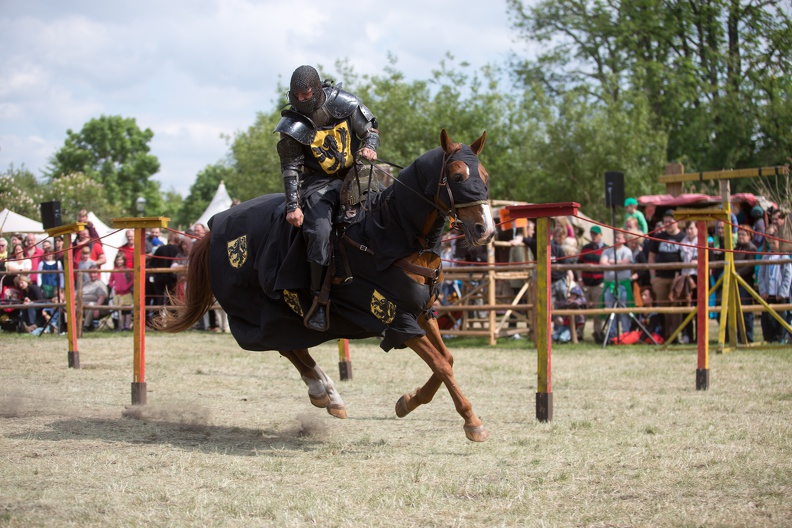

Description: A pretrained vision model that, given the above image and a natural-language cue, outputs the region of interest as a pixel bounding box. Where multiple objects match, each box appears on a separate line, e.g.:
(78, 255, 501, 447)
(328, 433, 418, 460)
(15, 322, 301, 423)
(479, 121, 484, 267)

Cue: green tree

(0, 164, 43, 220)
(349, 55, 528, 195)
(0, 164, 115, 224)
(507, 0, 792, 179)
(159, 188, 184, 228)
(178, 162, 235, 227)
(225, 111, 282, 202)
(519, 89, 668, 221)
(46, 115, 163, 216)
(46, 172, 109, 221)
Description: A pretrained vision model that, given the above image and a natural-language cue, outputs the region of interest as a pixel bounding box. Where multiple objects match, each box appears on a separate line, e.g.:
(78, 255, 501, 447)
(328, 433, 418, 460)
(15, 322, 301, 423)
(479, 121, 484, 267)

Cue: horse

(155, 129, 495, 441)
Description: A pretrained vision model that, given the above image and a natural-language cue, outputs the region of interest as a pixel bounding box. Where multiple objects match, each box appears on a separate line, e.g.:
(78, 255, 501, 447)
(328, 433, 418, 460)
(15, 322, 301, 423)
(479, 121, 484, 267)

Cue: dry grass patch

(0, 332, 790, 527)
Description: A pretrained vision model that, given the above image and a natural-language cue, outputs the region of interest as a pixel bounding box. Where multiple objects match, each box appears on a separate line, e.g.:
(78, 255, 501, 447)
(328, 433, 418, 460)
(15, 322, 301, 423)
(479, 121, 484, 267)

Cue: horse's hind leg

(279, 349, 329, 408)
(279, 349, 347, 419)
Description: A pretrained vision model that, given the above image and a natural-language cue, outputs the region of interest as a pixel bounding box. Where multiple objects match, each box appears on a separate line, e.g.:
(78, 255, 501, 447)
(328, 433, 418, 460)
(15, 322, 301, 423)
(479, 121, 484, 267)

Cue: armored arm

(277, 135, 303, 212)
(350, 103, 380, 153)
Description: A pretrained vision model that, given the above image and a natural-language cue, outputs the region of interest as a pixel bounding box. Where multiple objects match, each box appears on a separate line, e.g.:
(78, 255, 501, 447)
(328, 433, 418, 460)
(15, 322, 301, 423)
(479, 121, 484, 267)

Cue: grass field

(0, 332, 790, 527)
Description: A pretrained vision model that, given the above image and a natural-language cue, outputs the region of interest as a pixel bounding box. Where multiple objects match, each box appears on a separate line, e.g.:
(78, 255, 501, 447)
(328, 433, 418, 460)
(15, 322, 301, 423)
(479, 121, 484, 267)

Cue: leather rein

(375, 145, 487, 221)
(342, 147, 487, 283)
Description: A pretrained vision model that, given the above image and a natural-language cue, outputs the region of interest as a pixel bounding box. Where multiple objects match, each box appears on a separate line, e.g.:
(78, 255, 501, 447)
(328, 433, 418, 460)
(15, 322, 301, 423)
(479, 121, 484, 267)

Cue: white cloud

(0, 0, 520, 196)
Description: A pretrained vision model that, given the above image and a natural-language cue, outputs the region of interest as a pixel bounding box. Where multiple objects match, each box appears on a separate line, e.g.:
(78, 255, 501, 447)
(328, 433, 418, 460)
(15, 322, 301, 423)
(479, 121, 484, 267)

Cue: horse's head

(437, 129, 495, 246)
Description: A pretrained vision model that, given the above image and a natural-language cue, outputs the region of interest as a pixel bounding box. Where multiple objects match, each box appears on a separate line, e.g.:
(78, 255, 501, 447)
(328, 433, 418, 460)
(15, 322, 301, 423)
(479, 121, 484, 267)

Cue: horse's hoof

(327, 404, 347, 419)
(309, 392, 330, 409)
(464, 425, 489, 442)
(395, 393, 412, 418)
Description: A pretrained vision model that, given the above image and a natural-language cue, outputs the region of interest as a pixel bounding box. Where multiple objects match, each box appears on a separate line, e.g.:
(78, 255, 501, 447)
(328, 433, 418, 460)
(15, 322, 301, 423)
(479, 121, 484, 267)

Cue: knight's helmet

(289, 65, 326, 115)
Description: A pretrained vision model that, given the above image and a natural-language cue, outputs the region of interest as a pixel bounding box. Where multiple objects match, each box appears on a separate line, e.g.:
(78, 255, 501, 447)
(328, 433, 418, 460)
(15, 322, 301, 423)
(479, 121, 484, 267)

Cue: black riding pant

(301, 175, 343, 266)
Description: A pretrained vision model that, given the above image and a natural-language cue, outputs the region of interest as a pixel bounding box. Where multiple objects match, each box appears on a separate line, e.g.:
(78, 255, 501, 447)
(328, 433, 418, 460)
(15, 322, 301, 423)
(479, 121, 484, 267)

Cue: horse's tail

(151, 235, 215, 333)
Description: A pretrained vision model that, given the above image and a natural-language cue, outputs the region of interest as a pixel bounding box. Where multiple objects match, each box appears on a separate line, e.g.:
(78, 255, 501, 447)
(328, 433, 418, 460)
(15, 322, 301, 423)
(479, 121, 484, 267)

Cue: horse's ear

(470, 131, 487, 155)
(440, 129, 452, 152)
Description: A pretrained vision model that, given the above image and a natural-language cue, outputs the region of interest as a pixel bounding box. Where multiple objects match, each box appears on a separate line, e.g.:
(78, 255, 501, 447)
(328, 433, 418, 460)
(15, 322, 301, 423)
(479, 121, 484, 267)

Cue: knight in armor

(274, 65, 380, 331)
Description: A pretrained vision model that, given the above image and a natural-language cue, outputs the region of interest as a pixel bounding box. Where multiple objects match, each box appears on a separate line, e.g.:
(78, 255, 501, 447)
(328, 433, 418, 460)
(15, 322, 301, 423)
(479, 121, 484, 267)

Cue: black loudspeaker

(604, 171, 625, 208)
(40, 200, 62, 229)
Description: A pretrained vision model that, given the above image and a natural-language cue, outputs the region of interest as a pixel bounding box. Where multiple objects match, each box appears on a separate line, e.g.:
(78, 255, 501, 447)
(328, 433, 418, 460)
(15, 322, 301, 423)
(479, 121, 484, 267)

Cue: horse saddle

(338, 163, 387, 221)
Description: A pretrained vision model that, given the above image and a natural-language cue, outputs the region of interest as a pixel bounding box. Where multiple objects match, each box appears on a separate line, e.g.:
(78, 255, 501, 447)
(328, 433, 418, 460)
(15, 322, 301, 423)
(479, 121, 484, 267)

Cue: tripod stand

(602, 298, 658, 348)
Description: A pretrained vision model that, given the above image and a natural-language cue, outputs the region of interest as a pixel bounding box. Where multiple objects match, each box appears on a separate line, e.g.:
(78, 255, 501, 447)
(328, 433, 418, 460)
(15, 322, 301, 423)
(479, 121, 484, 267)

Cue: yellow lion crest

(371, 290, 396, 324)
(227, 235, 248, 269)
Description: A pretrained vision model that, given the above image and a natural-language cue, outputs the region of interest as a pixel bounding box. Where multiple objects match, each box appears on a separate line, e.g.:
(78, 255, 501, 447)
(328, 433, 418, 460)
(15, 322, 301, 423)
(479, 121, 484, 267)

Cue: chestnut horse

(155, 129, 494, 441)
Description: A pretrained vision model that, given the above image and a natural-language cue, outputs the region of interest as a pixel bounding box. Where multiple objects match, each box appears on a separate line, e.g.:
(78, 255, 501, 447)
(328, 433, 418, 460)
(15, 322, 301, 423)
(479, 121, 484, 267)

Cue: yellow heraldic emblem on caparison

(283, 290, 304, 318)
(371, 290, 396, 324)
(227, 235, 248, 269)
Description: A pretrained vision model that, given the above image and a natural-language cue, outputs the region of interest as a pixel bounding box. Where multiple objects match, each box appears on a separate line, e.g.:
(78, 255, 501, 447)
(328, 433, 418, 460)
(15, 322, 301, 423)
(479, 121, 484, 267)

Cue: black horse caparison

(154, 129, 495, 441)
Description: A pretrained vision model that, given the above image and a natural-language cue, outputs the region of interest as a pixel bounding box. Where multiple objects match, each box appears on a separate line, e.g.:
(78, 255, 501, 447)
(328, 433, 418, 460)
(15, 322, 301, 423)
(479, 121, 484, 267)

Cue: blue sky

(0, 0, 528, 196)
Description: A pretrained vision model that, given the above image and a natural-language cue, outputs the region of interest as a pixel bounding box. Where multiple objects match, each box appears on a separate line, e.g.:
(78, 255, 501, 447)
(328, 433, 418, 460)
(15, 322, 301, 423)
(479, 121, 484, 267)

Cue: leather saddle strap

(342, 235, 439, 282)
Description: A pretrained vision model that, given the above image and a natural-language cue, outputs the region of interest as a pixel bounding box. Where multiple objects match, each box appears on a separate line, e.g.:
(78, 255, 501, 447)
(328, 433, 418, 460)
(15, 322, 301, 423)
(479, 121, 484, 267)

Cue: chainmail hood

(289, 65, 325, 115)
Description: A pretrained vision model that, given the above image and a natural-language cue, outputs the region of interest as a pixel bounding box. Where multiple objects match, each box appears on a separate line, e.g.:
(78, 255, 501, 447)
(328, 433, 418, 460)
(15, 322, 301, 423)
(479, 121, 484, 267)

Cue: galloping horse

(155, 129, 495, 441)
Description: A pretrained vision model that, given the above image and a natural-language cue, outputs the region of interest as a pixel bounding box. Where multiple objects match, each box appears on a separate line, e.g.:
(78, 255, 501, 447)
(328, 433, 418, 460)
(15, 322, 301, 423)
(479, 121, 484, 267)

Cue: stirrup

(304, 296, 330, 332)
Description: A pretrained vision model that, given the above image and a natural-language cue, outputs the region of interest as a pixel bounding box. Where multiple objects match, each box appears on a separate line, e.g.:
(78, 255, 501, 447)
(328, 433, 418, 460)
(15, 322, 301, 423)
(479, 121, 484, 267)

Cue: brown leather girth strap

(334, 234, 353, 283)
(342, 234, 440, 283)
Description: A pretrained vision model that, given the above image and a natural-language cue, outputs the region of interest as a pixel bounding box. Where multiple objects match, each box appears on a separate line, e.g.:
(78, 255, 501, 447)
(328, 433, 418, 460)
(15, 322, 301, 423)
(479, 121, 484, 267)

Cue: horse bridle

(373, 146, 488, 221)
(435, 146, 490, 219)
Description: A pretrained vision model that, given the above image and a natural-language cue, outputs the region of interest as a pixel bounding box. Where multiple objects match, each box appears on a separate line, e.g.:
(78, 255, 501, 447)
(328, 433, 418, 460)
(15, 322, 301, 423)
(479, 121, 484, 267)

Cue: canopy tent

(0, 208, 45, 237)
(637, 192, 775, 228)
(194, 180, 232, 229)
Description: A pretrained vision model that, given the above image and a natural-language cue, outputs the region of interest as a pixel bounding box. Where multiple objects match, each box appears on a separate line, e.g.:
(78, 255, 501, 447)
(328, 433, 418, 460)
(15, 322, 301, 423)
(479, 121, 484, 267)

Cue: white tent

(194, 180, 232, 228)
(0, 208, 45, 236)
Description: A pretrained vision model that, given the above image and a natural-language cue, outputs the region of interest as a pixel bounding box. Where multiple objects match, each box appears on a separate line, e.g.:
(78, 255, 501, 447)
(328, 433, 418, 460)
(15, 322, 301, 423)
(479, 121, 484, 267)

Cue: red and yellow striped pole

(46, 222, 86, 369)
(111, 217, 169, 405)
(535, 216, 552, 421)
(338, 338, 352, 380)
(505, 203, 579, 422)
(696, 220, 710, 390)
(676, 209, 729, 388)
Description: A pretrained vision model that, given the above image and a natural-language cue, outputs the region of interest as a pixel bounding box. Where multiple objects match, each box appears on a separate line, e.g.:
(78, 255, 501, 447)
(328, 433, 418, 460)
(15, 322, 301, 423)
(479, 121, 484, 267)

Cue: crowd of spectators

(485, 198, 791, 345)
(0, 217, 229, 335)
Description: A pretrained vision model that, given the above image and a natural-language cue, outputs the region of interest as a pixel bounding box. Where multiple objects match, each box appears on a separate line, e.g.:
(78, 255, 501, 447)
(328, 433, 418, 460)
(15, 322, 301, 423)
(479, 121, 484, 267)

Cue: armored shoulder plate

(324, 86, 372, 120)
(274, 109, 316, 145)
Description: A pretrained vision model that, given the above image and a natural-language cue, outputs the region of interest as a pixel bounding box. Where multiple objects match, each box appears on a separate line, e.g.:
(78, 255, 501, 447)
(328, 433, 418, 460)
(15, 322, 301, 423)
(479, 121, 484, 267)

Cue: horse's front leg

(279, 349, 347, 419)
(402, 334, 488, 442)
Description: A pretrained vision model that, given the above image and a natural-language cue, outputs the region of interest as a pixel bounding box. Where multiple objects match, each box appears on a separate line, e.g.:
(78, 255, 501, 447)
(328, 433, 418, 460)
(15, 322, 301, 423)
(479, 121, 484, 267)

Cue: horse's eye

(447, 160, 470, 184)
(449, 171, 466, 183)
